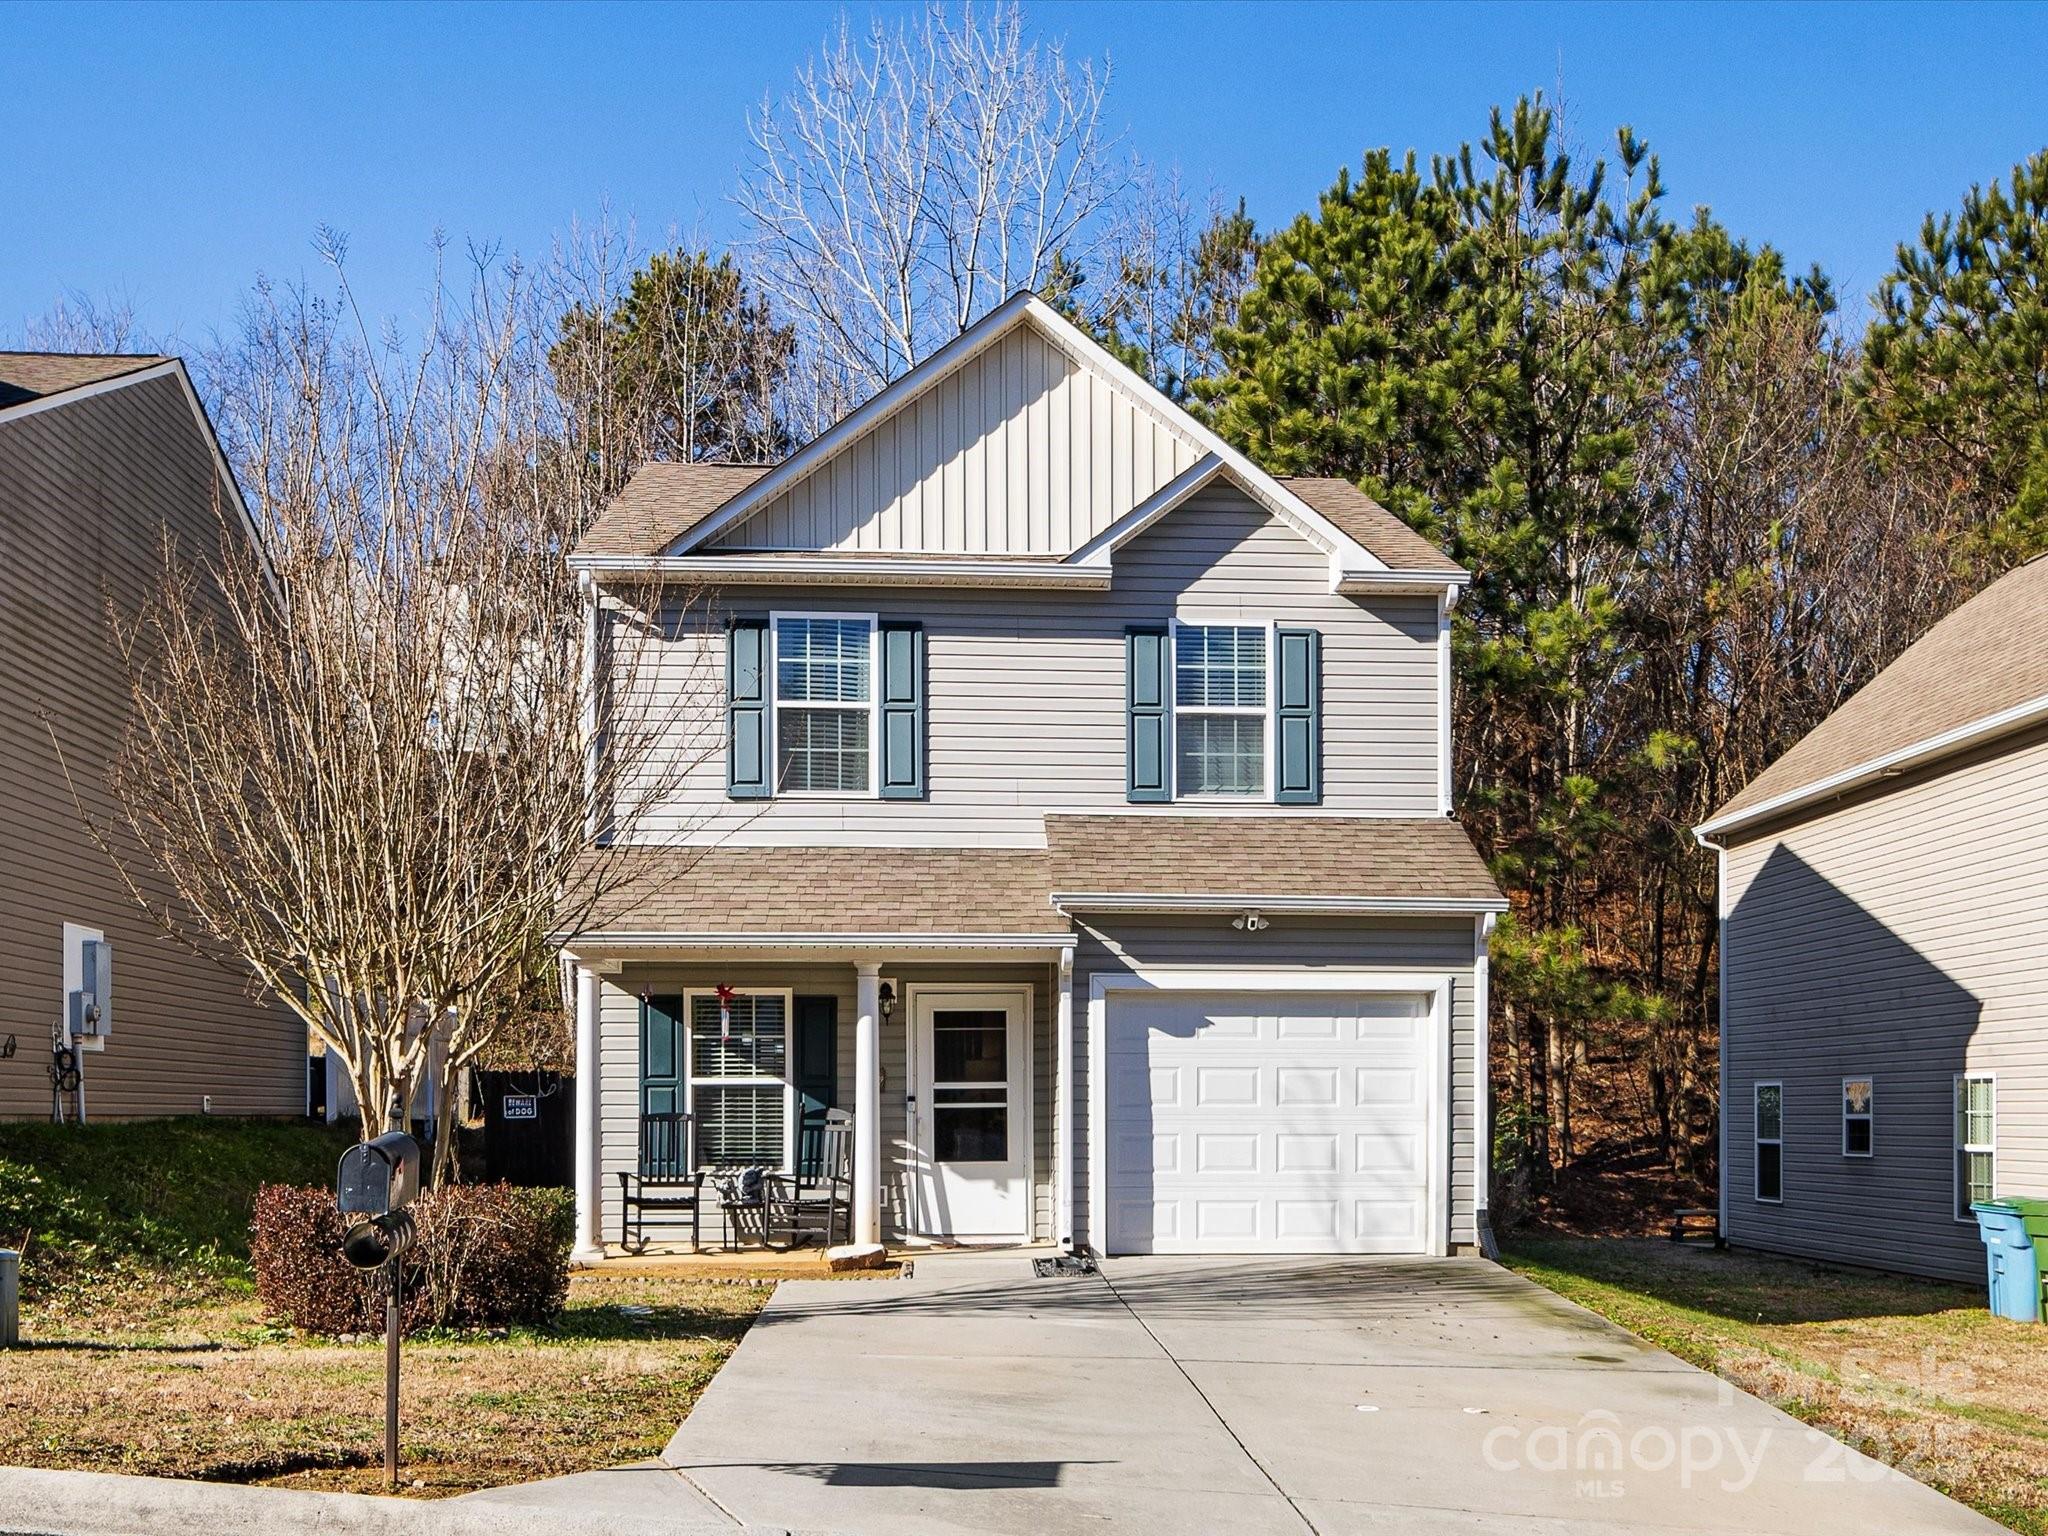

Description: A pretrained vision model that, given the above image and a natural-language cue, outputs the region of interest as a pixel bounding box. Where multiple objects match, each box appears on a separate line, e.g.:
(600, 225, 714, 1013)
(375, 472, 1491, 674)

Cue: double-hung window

(774, 614, 875, 795)
(1754, 1082, 1783, 1202)
(1174, 622, 1269, 797)
(1956, 1073, 1996, 1219)
(1842, 1076, 1874, 1157)
(688, 990, 794, 1170)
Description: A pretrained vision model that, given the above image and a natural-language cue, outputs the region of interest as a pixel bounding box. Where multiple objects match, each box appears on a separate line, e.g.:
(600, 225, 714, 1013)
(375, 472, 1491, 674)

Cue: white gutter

(1695, 690, 2048, 842)
(569, 930, 1076, 950)
(1051, 893, 1509, 917)
(567, 553, 1109, 590)
(1337, 569, 1471, 597)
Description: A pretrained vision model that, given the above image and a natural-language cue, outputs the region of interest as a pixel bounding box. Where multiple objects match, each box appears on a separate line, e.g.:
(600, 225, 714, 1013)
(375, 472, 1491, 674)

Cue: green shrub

(0, 1117, 354, 1299)
(251, 1181, 573, 1337)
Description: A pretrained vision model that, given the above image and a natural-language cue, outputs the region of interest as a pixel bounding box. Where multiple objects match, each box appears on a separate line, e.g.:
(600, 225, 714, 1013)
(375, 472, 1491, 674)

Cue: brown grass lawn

(1505, 1236, 2048, 1535)
(0, 1266, 774, 1496)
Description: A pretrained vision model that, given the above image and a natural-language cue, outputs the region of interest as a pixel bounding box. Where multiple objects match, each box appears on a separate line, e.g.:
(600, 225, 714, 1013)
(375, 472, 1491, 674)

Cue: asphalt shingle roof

(579, 845, 1062, 935)
(0, 352, 170, 410)
(1709, 554, 2048, 830)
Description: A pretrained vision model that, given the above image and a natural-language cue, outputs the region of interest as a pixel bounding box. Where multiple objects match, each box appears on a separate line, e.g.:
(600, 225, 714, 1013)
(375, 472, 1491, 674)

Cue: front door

(912, 988, 1030, 1239)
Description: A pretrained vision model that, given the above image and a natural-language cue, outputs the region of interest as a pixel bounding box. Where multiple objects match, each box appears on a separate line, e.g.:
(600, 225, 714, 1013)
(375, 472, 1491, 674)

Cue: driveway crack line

(1095, 1272, 1324, 1536)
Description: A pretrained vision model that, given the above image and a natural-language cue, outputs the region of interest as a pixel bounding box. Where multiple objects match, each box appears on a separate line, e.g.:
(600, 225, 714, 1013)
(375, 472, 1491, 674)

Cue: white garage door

(1105, 989, 1437, 1255)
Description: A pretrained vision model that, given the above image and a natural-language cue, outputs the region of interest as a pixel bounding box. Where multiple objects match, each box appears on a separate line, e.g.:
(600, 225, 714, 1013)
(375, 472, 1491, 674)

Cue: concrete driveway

(650, 1251, 2000, 1535)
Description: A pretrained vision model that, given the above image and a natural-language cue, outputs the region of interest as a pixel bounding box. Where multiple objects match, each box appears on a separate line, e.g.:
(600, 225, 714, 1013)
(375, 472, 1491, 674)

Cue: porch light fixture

(878, 980, 896, 1021)
(1233, 909, 1269, 933)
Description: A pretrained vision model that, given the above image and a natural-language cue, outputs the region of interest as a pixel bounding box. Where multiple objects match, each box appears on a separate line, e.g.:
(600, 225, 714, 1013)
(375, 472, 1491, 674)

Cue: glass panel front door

(914, 990, 1029, 1238)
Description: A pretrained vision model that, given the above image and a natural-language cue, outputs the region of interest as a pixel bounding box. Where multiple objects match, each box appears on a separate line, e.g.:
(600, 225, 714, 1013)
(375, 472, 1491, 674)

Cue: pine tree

(1860, 147, 2048, 565)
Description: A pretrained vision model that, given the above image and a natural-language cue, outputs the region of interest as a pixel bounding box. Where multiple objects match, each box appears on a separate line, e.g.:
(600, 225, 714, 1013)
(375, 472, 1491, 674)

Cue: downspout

(1474, 911, 1496, 1259)
(1693, 827, 1730, 1246)
(1056, 944, 1076, 1251)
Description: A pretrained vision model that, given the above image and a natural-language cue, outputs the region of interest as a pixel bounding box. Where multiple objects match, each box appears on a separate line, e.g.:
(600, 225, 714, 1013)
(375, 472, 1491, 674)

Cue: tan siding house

(1699, 556, 2048, 1281)
(0, 355, 300, 1121)
(564, 294, 1505, 1262)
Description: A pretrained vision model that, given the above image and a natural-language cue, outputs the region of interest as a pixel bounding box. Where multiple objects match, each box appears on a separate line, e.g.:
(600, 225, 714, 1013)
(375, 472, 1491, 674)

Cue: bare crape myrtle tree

(87, 238, 722, 1180)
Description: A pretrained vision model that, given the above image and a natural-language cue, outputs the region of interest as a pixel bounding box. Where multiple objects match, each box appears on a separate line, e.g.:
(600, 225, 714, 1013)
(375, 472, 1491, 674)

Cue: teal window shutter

(1275, 627, 1322, 804)
(878, 621, 925, 799)
(727, 618, 769, 799)
(640, 994, 685, 1174)
(1126, 625, 1170, 803)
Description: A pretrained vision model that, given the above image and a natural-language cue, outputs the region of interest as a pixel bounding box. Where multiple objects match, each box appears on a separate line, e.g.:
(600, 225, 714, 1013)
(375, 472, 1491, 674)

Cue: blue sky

(5, 1, 2046, 349)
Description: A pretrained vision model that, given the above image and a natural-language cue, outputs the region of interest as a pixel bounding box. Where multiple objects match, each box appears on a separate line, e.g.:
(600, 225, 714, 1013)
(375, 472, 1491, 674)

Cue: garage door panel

(1105, 988, 1436, 1255)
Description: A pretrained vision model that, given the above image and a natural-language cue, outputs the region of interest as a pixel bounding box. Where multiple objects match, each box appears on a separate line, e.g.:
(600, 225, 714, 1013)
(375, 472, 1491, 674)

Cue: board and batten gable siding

(1719, 721, 2048, 1283)
(0, 374, 300, 1119)
(707, 323, 1204, 555)
(618, 484, 1442, 847)
(597, 961, 1057, 1245)
(1068, 915, 1481, 1253)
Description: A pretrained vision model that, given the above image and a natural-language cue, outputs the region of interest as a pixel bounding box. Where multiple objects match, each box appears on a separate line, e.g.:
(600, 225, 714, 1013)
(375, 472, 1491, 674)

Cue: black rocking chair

(616, 1111, 705, 1251)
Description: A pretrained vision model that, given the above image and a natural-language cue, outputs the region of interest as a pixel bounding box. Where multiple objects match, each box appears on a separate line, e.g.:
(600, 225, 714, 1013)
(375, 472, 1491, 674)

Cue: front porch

(567, 945, 1074, 1259)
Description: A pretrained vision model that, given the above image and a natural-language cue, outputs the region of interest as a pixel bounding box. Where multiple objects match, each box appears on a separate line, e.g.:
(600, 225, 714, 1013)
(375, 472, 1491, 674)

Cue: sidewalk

(0, 1465, 791, 1536)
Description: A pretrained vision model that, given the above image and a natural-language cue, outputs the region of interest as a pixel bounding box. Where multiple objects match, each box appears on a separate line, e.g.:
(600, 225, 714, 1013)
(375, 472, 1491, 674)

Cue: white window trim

(1169, 617, 1277, 804)
(681, 986, 799, 1173)
(768, 610, 880, 800)
(1955, 1071, 1996, 1223)
(1841, 1075, 1874, 1159)
(1754, 1080, 1783, 1204)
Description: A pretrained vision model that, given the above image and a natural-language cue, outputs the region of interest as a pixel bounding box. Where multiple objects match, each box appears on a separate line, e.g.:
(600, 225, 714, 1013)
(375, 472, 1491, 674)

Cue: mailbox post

(337, 1132, 421, 1488)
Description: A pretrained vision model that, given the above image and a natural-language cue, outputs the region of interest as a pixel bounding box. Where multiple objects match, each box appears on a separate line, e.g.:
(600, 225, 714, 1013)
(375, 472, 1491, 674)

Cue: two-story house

(0, 352, 301, 1120)
(562, 294, 1506, 1261)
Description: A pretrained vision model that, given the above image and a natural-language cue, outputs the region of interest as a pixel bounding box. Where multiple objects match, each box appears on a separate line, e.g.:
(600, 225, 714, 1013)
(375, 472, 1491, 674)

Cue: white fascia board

(1065, 453, 1227, 568)
(665, 291, 1041, 554)
(1694, 690, 2048, 841)
(1051, 892, 1510, 916)
(566, 930, 1075, 951)
(568, 552, 1109, 589)
(662, 288, 1394, 582)
(1013, 295, 1391, 581)
(1338, 570, 1470, 598)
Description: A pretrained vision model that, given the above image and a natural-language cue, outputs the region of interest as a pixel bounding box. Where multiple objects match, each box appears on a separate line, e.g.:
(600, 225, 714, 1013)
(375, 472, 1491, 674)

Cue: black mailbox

(337, 1132, 422, 1217)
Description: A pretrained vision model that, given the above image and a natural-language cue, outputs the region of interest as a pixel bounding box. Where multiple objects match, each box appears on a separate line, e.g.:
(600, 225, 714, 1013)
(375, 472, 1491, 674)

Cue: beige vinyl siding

(709, 325, 1203, 555)
(1721, 722, 2048, 1282)
(598, 961, 1058, 1246)
(1068, 915, 1481, 1253)
(0, 374, 300, 1120)
(619, 485, 1441, 847)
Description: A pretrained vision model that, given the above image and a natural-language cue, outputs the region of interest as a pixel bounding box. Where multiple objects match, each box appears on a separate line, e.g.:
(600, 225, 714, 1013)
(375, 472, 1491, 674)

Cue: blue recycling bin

(1971, 1201, 2044, 1322)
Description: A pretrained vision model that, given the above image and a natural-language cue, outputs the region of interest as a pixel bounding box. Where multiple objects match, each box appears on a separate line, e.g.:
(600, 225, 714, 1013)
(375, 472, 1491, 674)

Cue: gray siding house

(1698, 555, 2048, 1281)
(564, 294, 1506, 1260)
(0, 354, 302, 1121)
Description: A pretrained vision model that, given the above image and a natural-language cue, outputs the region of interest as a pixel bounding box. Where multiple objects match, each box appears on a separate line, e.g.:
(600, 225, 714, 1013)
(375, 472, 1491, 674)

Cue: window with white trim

(688, 991, 793, 1169)
(1842, 1076, 1874, 1157)
(1754, 1082, 1783, 1202)
(774, 614, 874, 794)
(1174, 623, 1268, 797)
(1956, 1073, 1995, 1220)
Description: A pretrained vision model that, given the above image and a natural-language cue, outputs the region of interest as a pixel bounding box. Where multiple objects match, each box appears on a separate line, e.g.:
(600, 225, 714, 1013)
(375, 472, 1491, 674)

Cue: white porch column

(572, 962, 605, 1262)
(1056, 946, 1075, 1249)
(854, 962, 883, 1246)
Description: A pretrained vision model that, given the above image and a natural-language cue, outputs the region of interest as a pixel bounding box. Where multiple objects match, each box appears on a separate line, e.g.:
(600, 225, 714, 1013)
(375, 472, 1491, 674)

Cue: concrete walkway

(639, 1250, 2001, 1535)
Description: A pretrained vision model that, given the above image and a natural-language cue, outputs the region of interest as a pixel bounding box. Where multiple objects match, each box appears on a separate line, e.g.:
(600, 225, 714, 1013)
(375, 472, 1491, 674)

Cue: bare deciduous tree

(739, 0, 1125, 433)
(86, 238, 719, 1179)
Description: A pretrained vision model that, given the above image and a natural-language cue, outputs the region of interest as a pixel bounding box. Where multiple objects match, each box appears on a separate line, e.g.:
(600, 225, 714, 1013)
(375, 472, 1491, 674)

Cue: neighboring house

(1697, 555, 2048, 1282)
(564, 294, 1506, 1260)
(0, 353, 301, 1121)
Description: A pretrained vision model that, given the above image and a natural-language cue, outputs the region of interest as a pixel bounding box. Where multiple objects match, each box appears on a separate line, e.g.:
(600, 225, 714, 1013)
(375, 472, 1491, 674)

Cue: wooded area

(20, 3, 2047, 1206)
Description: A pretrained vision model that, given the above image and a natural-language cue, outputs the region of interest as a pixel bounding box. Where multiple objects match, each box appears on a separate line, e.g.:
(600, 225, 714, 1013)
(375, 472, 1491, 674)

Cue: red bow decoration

(716, 983, 736, 1042)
